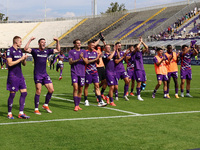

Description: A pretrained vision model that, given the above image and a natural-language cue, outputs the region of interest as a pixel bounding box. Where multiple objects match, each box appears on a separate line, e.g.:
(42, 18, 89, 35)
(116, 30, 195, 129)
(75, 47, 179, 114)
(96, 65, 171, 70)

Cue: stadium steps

(83, 13, 130, 45)
(22, 22, 42, 41)
(48, 18, 88, 47)
(116, 7, 167, 42)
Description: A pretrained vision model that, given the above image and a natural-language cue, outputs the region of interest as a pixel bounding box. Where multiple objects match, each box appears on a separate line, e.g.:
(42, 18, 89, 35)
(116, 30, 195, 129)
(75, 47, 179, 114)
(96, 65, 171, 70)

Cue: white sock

(19, 111, 24, 114)
(44, 104, 48, 106)
(35, 108, 39, 111)
(8, 112, 12, 115)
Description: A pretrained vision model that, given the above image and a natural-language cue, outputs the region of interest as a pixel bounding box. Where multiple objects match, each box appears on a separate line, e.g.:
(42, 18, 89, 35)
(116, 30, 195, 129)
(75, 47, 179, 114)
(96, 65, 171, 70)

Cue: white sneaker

(186, 93, 193, 97)
(98, 101, 107, 107)
(84, 100, 90, 106)
(124, 95, 129, 101)
(115, 97, 119, 101)
(181, 93, 184, 97)
(137, 95, 144, 101)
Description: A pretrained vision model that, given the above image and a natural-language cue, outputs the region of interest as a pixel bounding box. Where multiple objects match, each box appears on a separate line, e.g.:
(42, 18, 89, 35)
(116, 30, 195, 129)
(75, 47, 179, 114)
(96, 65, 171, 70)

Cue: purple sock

(45, 92, 52, 105)
(164, 91, 167, 94)
(175, 88, 178, 94)
(109, 97, 114, 102)
(115, 90, 118, 97)
(77, 97, 81, 105)
(136, 88, 141, 96)
(74, 96, 78, 106)
(35, 94, 40, 108)
(167, 88, 169, 94)
(19, 92, 27, 111)
(186, 90, 190, 94)
(101, 88, 105, 95)
(124, 84, 129, 96)
(60, 69, 63, 77)
(181, 89, 184, 93)
(8, 93, 15, 113)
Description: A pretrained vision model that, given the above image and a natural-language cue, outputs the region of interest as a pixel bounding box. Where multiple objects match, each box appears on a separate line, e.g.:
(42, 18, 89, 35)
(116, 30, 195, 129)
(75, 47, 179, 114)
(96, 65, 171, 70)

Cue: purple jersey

(6, 46, 23, 78)
(103, 53, 116, 75)
(126, 53, 134, 71)
(132, 51, 144, 71)
(68, 49, 88, 76)
(114, 50, 126, 72)
(54, 54, 67, 64)
(31, 48, 54, 75)
(180, 52, 193, 71)
(85, 50, 98, 74)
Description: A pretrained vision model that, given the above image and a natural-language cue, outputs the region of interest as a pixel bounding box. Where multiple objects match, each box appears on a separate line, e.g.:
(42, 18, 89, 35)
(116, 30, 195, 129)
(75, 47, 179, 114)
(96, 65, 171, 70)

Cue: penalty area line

(1, 110, 200, 126)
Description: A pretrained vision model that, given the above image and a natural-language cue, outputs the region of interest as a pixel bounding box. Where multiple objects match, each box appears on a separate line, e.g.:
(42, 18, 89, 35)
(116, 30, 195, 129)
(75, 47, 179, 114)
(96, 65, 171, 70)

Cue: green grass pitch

(0, 62, 200, 150)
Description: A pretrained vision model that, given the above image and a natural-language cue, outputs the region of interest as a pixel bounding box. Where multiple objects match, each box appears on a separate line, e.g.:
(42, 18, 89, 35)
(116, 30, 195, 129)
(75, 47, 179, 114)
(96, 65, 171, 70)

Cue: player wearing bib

(180, 44, 198, 97)
(102, 45, 117, 106)
(113, 42, 129, 101)
(165, 45, 179, 98)
(125, 45, 135, 96)
(84, 41, 107, 107)
(24, 37, 60, 115)
(152, 48, 169, 99)
(68, 39, 89, 111)
(6, 36, 30, 119)
(132, 37, 148, 101)
(53, 51, 68, 80)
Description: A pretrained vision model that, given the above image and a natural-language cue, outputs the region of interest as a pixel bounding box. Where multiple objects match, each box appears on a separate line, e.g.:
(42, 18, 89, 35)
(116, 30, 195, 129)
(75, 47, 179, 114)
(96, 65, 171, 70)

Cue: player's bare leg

(180, 79, 185, 97)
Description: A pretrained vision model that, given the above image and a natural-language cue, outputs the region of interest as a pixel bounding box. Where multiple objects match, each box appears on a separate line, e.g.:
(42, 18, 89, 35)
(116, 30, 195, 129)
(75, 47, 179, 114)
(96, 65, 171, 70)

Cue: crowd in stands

(148, 7, 200, 41)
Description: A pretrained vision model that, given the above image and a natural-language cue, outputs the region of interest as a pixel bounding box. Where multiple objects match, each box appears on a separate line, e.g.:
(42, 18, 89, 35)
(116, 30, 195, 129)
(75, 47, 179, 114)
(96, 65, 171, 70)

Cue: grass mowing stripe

(1, 110, 200, 126)
(52, 96, 140, 115)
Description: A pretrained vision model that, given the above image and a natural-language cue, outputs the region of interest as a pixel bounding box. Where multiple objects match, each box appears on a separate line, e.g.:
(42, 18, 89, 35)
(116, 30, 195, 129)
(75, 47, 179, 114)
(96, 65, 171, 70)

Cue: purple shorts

(85, 72, 99, 84)
(34, 74, 52, 85)
(168, 71, 178, 79)
(57, 63, 64, 69)
(7, 76, 27, 91)
(135, 70, 147, 82)
(157, 74, 168, 81)
(181, 69, 192, 80)
(127, 69, 135, 80)
(106, 74, 118, 86)
(116, 71, 129, 80)
(71, 73, 85, 86)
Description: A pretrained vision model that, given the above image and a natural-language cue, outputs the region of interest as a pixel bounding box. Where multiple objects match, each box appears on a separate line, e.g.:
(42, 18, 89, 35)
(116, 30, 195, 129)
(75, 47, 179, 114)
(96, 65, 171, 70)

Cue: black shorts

(97, 67, 106, 81)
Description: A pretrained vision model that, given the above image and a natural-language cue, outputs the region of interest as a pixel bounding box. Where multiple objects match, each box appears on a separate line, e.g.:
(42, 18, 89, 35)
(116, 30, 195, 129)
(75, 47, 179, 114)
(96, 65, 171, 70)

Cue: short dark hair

(115, 42, 121, 45)
(13, 36, 21, 44)
(182, 45, 188, 50)
(38, 38, 45, 44)
(133, 44, 138, 48)
(167, 45, 172, 49)
(128, 45, 133, 49)
(156, 47, 162, 52)
(73, 39, 81, 44)
(87, 40, 94, 45)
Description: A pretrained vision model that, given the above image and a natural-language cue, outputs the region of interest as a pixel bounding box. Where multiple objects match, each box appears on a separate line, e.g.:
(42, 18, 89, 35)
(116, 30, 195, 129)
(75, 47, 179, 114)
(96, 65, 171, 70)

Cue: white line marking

(1, 111, 200, 126)
(52, 96, 140, 115)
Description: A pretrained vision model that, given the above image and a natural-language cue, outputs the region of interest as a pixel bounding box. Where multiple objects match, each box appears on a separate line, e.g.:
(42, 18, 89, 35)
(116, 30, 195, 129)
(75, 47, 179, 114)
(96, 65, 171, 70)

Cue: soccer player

(179, 44, 198, 97)
(125, 45, 135, 96)
(152, 48, 169, 99)
(165, 45, 179, 98)
(102, 45, 117, 106)
(68, 39, 88, 111)
(6, 36, 30, 119)
(84, 40, 107, 107)
(132, 37, 148, 101)
(114, 42, 129, 101)
(24, 37, 60, 115)
(53, 50, 68, 80)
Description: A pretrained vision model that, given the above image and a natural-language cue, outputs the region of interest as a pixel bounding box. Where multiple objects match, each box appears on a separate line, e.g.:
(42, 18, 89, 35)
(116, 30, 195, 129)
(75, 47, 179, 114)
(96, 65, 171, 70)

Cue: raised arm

(107, 49, 116, 60)
(24, 37, 35, 53)
(115, 50, 129, 64)
(53, 38, 61, 53)
(192, 47, 199, 56)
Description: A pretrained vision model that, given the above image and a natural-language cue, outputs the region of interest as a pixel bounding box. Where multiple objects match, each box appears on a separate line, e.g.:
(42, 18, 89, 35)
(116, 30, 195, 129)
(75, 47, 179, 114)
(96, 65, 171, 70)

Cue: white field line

(1, 111, 200, 126)
(52, 96, 140, 115)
